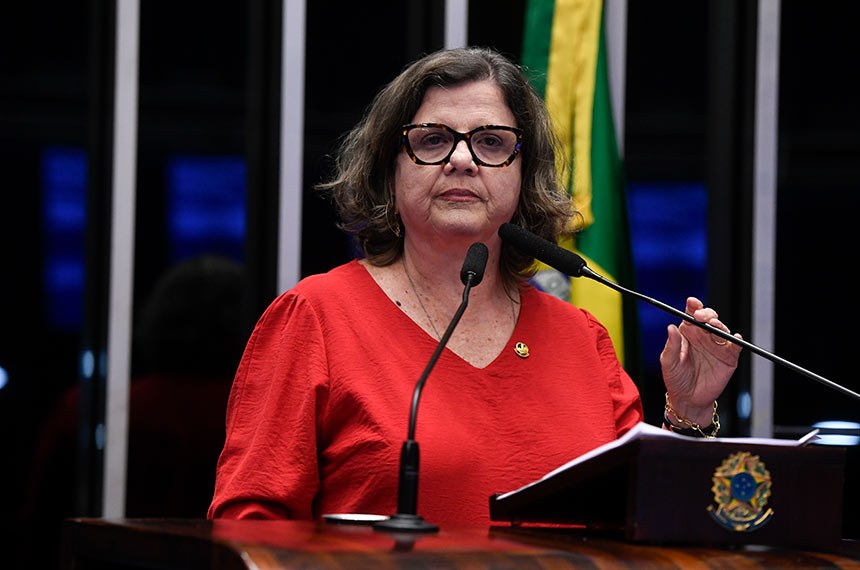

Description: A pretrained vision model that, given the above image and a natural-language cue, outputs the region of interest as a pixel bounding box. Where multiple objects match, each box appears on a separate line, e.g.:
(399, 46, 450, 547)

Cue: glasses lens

(470, 128, 520, 166)
(406, 126, 455, 164)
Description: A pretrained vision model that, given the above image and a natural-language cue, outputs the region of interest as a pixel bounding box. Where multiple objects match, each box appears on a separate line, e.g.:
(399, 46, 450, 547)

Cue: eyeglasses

(401, 123, 523, 168)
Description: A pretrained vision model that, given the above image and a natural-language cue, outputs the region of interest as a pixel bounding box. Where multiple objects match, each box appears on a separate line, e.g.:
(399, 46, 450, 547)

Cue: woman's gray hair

(317, 46, 575, 286)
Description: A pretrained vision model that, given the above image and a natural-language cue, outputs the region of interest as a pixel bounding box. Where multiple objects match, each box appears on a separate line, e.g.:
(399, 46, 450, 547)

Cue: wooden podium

(61, 425, 857, 568)
(62, 518, 860, 569)
(490, 423, 847, 551)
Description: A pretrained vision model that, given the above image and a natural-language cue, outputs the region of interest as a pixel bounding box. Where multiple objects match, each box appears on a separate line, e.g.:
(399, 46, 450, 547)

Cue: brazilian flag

(522, 0, 640, 373)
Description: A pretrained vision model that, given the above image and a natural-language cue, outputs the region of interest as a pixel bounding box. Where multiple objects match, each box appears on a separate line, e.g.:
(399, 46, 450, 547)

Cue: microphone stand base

(373, 513, 439, 533)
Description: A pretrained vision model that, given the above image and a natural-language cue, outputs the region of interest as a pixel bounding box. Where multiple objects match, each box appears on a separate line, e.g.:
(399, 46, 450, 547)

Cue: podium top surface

(63, 518, 860, 570)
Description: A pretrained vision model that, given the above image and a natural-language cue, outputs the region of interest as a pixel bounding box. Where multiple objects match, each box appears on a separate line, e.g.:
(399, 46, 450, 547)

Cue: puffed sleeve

(585, 310, 644, 437)
(207, 290, 331, 519)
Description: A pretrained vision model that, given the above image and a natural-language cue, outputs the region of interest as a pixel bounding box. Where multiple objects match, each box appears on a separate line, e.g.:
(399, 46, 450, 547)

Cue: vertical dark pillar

(406, 0, 445, 60)
(245, 0, 282, 325)
(706, 0, 758, 435)
(79, 0, 117, 515)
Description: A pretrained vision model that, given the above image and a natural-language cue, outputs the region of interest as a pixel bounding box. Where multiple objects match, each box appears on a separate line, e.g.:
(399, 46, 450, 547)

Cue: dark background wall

(1, 1, 858, 568)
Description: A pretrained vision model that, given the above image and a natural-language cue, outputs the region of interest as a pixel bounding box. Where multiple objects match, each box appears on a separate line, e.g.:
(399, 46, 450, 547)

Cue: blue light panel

(166, 155, 246, 264)
(41, 147, 87, 331)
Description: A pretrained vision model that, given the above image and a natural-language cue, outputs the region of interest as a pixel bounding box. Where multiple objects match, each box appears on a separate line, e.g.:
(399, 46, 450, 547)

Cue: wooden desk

(62, 518, 860, 569)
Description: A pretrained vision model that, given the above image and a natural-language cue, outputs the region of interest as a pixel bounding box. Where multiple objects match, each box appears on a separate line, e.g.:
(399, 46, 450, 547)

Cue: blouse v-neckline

(353, 259, 522, 371)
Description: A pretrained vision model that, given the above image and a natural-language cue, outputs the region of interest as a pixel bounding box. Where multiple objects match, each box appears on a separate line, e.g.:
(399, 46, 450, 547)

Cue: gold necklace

(402, 258, 442, 340)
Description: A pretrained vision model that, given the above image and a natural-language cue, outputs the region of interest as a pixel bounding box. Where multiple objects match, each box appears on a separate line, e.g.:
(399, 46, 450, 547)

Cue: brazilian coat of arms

(707, 451, 774, 532)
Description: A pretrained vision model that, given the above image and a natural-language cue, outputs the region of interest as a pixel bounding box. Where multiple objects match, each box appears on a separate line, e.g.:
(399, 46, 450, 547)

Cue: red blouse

(208, 260, 643, 525)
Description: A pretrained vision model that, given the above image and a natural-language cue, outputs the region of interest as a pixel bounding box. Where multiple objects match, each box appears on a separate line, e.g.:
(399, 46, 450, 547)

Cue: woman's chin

(435, 224, 498, 245)
(426, 210, 499, 235)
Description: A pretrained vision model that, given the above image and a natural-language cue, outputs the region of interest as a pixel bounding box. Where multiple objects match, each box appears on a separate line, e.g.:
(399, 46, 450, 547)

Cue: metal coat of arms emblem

(707, 451, 774, 532)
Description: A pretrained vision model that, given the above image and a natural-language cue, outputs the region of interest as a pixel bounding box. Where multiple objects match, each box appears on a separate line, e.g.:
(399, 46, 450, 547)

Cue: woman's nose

(447, 140, 477, 172)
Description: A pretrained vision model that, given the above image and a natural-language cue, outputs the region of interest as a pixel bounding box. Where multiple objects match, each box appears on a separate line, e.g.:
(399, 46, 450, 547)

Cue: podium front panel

(490, 435, 846, 551)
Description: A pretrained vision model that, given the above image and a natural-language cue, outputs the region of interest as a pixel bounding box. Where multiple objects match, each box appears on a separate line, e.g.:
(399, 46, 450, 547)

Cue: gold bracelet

(664, 393, 720, 438)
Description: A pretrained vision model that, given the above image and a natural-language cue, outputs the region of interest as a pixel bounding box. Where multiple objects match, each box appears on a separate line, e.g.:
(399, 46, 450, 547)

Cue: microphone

(498, 223, 860, 403)
(374, 242, 489, 533)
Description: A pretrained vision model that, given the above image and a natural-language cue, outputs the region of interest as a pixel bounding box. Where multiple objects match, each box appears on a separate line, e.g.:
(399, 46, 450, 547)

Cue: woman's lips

(439, 189, 480, 201)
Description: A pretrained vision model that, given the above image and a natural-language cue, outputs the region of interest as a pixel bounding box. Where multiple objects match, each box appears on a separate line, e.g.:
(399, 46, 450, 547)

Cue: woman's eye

(475, 135, 502, 148)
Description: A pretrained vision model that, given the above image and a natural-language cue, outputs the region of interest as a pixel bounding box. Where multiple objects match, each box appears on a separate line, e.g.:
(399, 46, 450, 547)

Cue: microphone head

(498, 223, 587, 277)
(460, 242, 489, 286)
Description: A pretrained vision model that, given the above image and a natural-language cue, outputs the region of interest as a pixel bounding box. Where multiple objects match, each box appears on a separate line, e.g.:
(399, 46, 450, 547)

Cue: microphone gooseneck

(374, 242, 489, 534)
(407, 242, 488, 441)
(498, 223, 860, 403)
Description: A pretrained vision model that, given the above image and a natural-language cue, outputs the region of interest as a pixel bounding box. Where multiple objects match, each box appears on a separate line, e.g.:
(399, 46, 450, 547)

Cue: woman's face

(394, 80, 522, 247)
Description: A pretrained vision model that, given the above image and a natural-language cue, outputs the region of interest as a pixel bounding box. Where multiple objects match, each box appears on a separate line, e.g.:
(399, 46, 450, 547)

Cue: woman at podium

(207, 47, 742, 526)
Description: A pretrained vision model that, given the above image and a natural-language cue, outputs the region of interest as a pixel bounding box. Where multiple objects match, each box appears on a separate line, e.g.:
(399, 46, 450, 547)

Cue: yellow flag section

(545, 0, 599, 227)
(522, 0, 639, 370)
